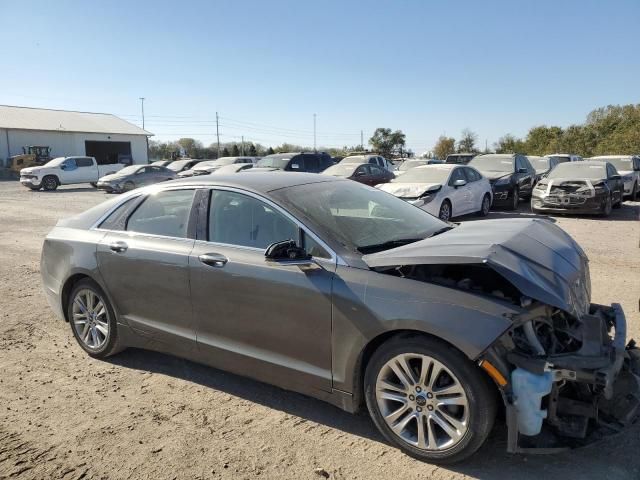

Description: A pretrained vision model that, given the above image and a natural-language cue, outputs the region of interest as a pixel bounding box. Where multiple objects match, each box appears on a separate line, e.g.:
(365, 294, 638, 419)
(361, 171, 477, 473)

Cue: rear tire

(123, 181, 135, 192)
(67, 278, 123, 358)
(438, 200, 452, 222)
(42, 175, 58, 191)
(364, 335, 497, 465)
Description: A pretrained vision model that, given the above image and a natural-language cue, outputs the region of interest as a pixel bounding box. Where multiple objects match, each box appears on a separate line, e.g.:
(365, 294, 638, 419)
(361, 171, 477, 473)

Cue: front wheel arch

(353, 330, 498, 413)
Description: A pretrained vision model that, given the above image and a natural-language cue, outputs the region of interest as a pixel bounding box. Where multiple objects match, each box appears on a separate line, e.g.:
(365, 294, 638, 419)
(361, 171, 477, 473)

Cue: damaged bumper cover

(483, 302, 640, 453)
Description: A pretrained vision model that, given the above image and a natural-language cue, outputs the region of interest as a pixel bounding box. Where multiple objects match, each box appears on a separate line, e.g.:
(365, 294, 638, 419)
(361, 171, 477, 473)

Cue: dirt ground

(0, 180, 638, 480)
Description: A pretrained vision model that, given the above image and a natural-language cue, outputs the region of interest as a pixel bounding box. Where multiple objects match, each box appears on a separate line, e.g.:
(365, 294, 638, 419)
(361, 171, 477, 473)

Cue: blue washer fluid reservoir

(511, 368, 554, 436)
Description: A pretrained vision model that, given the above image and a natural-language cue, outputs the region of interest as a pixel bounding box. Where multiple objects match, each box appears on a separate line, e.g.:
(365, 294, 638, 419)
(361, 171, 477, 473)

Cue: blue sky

(1, 0, 638, 154)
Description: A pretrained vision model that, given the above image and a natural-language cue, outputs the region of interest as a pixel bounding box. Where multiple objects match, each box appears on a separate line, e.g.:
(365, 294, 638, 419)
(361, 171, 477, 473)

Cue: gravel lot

(0, 180, 638, 480)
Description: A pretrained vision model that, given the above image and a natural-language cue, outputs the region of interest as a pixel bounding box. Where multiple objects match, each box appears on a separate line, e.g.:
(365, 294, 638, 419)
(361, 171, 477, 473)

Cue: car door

(516, 155, 534, 196)
(447, 167, 472, 215)
(302, 154, 321, 173)
(369, 164, 386, 185)
(607, 164, 624, 203)
(75, 157, 98, 182)
(59, 158, 83, 184)
(189, 187, 335, 392)
(462, 167, 484, 211)
(96, 188, 198, 351)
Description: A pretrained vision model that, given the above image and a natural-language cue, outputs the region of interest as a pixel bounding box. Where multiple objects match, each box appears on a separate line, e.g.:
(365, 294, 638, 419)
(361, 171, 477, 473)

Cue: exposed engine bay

(376, 262, 640, 452)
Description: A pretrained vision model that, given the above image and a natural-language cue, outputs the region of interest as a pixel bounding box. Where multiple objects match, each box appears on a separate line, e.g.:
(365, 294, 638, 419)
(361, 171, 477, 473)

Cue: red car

(322, 162, 394, 186)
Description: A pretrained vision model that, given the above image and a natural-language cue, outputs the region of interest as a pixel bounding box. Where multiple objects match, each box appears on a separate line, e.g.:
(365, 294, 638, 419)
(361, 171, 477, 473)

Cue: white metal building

(0, 105, 152, 166)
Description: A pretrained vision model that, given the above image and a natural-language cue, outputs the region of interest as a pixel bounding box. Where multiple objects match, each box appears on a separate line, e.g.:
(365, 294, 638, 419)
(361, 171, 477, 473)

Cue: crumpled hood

(480, 171, 511, 181)
(363, 218, 591, 318)
(378, 182, 440, 198)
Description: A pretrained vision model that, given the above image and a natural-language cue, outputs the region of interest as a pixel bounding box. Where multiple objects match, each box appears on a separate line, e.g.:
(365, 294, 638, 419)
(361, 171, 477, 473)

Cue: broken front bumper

(485, 303, 640, 453)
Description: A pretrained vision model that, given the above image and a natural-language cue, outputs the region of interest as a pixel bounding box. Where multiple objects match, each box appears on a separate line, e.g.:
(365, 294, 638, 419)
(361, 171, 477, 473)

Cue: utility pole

(313, 113, 317, 152)
(241, 136, 245, 155)
(139, 97, 145, 129)
(216, 112, 220, 157)
(360, 130, 364, 150)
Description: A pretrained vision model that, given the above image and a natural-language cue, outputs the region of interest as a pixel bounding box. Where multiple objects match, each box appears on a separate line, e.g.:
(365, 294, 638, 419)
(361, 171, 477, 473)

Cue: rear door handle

(199, 253, 228, 268)
(109, 241, 128, 253)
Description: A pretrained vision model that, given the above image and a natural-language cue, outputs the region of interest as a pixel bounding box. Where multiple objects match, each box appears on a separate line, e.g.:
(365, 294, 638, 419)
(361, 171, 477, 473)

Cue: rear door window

(303, 155, 320, 172)
(76, 157, 94, 167)
(126, 189, 196, 238)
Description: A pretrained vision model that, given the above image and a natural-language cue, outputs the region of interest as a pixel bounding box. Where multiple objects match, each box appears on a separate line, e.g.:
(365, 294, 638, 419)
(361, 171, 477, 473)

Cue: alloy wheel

(375, 353, 469, 451)
(481, 195, 490, 215)
(439, 202, 451, 222)
(71, 289, 109, 350)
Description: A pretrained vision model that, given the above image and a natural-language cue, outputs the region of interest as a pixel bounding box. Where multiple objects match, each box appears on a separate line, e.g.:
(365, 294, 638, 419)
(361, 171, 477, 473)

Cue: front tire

(600, 193, 612, 217)
(123, 181, 135, 192)
(507, 187, 519, 210)
(42, 175, 58, 191)
(477, 194, 491, 217)
(67, 279, 122, 358)
(438, 200, 452, 222)
(364, 335, 496, 464)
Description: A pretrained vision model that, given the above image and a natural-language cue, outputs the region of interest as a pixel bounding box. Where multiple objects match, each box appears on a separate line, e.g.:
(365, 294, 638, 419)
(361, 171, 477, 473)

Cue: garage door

(85, 141, 132, 165)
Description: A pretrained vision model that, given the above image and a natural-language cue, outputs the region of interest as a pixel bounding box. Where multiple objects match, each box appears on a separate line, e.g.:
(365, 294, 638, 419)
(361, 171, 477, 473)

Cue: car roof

(166, 171, 343, 193)
(414, 163, 459, 170)
(558, 160, 607, 167)
(473, 153, 515, 159)
(589, 155, 634, 159)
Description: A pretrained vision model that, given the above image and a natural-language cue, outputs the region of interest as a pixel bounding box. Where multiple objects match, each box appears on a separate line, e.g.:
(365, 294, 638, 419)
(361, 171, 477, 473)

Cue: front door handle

(109, 241, 128, 253)
(199, 253, 228, 268)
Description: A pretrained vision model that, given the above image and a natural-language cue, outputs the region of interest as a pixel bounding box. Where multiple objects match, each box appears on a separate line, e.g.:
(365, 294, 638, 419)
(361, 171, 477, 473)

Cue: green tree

(369, 128, 406, 158)
(222, 147, 230, 156)
(494, 134, 525, 154)
(231, 144, 240, 156)
(249, 144, 257, 156)
(267, 147, 275, 155)
(457, 129, 477, 153)
(433, 135, 456, 160)
(524, 126, 563, 155)
(176, 138, 202, 158)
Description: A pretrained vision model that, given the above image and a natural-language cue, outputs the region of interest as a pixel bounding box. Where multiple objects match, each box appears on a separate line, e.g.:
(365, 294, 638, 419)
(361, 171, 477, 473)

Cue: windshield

(548, 163, 606, 180)
(399, 160, 427, 171)
(257, 154, 294, 169)
(445, 155, 472, 164)
(469, 155, 514, 172)
(44, 157, 66, 167)
(272, 181, 446, 254)
(323, 164, 359, 176)
(118, 165, 142, 175)
(528, 157, 550, 172)
(167, 160, 190, 171)
(547, 155, 571, 164)
(394, 167, 451, 184)
(594, 157, 632, 171)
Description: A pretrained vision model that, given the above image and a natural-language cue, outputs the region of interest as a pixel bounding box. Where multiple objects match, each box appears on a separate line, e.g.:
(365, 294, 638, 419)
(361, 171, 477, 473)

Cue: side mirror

(453, 179, 467, 188)
(265, 240, 311, 261)
(517, 167, 528, 174)
(60, 164, 67, 170)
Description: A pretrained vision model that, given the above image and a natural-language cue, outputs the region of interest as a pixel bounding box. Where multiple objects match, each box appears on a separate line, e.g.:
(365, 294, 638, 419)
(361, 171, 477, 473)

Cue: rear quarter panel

(41, 227, 108, 320)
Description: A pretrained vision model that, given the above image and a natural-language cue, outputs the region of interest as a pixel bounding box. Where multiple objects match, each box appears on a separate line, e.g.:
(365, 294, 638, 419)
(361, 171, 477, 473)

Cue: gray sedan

(96, 165, 177, 193)
(41, 173, 638, 464)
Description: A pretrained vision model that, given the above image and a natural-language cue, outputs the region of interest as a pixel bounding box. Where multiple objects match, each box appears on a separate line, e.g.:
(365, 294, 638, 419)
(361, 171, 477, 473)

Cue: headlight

(494, 177, 511, 186)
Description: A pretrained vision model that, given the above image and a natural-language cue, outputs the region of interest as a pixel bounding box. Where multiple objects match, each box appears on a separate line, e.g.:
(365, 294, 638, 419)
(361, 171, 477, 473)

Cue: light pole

(139, 97, 145, 129)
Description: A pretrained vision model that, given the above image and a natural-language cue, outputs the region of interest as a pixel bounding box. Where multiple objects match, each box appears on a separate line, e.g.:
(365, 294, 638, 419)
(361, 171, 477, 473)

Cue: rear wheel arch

(61, 274, 92, 322)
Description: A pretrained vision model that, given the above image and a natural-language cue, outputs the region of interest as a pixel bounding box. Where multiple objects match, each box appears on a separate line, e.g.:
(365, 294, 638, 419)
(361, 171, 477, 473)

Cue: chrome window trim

(90, 182, 347, 266)
(204, 185, 345, 266)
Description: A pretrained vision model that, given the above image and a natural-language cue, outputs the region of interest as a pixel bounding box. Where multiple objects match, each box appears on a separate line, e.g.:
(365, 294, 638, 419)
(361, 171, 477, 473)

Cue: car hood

(248, 167, 281, 172)
(362, 218, 591, 318)
(20, 166, 43, 174)
(378, 182, 441, 198)
(618, 170, 633, 176)
(99, 172, 128, 182)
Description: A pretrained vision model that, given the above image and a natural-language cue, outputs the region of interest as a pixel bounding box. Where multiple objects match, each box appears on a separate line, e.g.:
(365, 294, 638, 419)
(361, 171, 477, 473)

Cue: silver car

(41, 173, 639, 464)
(96, 165, 177, 193)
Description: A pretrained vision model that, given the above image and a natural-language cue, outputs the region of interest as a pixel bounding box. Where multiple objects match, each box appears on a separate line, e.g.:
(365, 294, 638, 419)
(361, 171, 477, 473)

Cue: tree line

(432, 104, 640, 159)
(149, 127, 411, 160)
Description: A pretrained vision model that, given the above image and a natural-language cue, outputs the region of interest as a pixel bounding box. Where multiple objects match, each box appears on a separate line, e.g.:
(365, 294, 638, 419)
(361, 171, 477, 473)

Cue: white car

(178, 156, 260, 177)
(212, 163, 255, 174)
(340, 154, 394, 171)
(19, 156, 126, 191)
(376, 164, 492, 221)
(545, 153, 583, 163)
(589, 155, 640, 199)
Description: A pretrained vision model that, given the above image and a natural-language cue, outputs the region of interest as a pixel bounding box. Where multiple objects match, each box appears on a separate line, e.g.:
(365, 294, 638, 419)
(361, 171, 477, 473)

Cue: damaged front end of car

(481, 301, 639, 453)
(363, 218, 640, 453)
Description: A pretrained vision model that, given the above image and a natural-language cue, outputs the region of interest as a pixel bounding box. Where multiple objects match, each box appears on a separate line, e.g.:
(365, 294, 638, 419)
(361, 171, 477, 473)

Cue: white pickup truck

(19, 156, 126, 191)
